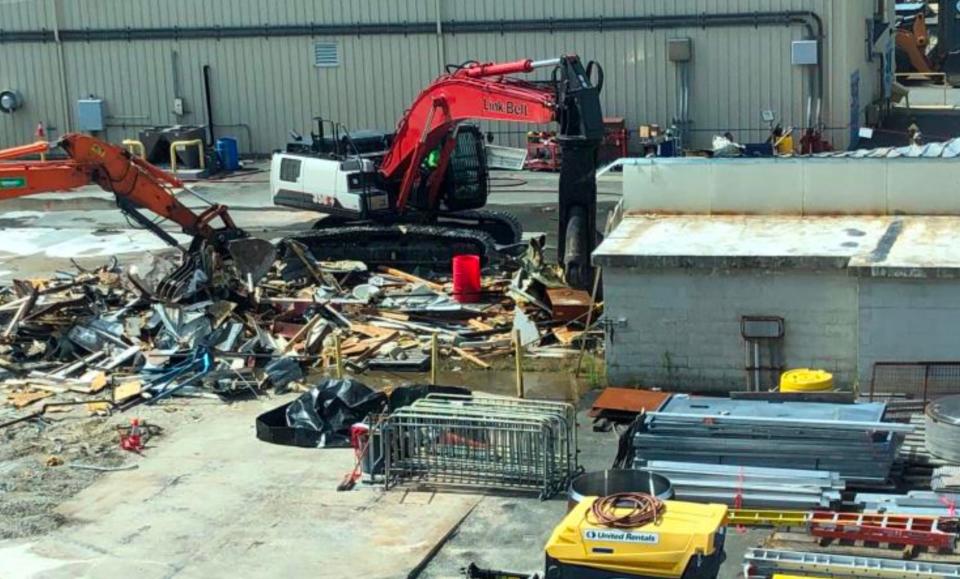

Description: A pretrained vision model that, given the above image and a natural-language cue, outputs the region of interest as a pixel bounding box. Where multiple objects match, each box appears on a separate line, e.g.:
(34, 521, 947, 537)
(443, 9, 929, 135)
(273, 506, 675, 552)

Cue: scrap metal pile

(635, 461, 844, 509)
(630, 395, 912, 483)
(0, 240, 599, 427)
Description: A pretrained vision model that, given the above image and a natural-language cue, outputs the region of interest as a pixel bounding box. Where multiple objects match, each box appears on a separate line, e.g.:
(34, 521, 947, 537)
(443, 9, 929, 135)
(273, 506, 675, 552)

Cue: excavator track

(283, 223, 501, 271)
(438, 209, 523, 245)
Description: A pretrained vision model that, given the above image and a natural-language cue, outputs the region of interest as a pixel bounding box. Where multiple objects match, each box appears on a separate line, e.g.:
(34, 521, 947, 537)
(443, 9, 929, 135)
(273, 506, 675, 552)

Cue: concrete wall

(0, 0, 888, 152)
(858, 278, 960, 385)
(604, 267, 859, 392)
(619, 157, 960, 216)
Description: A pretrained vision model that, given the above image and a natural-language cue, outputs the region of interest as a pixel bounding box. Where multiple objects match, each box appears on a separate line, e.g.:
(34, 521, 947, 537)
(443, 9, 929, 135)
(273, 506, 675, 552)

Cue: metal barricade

(869, 362, 960, 406)
(378, 394, 577, 499)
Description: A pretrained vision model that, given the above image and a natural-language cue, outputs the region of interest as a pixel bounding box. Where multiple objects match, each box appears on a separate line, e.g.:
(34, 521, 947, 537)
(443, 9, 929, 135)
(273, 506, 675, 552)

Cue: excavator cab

(411, 125, 489, 213)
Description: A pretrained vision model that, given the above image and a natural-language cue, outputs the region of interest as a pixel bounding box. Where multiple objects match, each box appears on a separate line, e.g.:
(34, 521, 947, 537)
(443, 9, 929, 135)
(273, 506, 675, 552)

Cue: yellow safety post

(122, 139, 146, 159)
(169, 139, 205, 173)
(333, 333, 344, 379)
(514, 328, 524, 399)
(430, 333, 439, 385)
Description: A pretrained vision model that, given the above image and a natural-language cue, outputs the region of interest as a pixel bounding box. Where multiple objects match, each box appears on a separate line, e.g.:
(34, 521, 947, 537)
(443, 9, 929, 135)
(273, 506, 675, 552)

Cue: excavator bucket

(227, 238, 277, 286)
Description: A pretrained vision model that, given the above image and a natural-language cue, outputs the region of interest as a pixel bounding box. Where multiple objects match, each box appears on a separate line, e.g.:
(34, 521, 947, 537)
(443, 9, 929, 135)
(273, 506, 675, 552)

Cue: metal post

(430, 333, 439, 385)
(514, 329, 524, 398)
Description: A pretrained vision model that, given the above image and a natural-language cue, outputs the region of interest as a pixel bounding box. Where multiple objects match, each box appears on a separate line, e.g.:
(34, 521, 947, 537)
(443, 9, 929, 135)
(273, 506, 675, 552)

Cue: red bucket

(452, 254, 481, 303)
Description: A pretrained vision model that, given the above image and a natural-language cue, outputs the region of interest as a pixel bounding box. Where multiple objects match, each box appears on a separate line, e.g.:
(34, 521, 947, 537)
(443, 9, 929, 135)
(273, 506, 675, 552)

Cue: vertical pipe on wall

(50, 0, 72, 133)
(434, 0, 445, 72)
(202, 65, 215, 145)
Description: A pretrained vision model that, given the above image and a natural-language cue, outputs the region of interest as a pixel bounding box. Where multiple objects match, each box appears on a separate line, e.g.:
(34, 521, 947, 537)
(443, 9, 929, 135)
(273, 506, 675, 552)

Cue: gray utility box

(668, 38, 692, 62)
(77, 98, 105, 132)
(791, 40, 819, 65)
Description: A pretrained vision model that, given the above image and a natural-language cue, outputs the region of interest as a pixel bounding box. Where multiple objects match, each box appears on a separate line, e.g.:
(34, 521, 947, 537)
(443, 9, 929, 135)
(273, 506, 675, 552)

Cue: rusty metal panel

(588, 387, 671, 418)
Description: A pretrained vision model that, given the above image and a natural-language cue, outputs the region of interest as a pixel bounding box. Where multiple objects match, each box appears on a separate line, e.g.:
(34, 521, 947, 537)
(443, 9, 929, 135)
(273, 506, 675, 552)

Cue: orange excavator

(0, 134, 275, 301)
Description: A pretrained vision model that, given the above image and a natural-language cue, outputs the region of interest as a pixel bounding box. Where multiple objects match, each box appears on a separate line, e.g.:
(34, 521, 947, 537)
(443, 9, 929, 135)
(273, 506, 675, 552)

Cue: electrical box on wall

(668, 38, 693, 62)
(0, 90, 23, 114)
(77, 98, 105, 132)
(792, 40, 819, 65)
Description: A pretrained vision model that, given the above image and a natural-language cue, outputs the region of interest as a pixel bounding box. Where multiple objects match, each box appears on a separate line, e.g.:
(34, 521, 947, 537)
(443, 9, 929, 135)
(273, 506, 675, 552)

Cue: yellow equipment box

(544, 498, 728, 579)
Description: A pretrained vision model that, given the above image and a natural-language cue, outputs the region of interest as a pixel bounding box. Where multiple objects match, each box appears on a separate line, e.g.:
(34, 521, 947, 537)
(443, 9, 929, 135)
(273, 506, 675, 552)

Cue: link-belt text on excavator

(482, 98, 529, 117)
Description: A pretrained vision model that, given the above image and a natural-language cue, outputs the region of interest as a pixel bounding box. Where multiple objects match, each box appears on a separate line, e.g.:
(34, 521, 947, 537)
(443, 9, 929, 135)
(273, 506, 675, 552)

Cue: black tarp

(255, 379, 470, 448)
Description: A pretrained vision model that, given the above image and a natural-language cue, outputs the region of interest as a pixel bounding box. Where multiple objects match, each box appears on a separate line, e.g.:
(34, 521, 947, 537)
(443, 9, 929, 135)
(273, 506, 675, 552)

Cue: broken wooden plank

(553, 327, 583, 345)
(452, 347, 491, 369)
(467, 318, 495, 332)
(282, 315, 322, 354)
(377, 267, 444, 292)
(7, 390, 53, 408)
(113, 380, 143, 403)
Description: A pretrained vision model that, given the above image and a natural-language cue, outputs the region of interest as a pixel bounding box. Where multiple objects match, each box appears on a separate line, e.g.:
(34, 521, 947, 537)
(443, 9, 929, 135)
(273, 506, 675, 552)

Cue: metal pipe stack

(856, 490, 960, 516)
(635, 461, 843, 509)
(631, 395, 912, 483)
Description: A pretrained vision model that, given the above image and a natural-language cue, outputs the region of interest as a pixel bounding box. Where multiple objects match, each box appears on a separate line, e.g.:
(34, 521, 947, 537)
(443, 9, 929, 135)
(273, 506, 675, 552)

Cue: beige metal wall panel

(53, 35, 440, 153)
(0, 43, 68, 144)
(2, 0, 52, 31)
(0, 0, 887, 152)
(57, 0, 437, 28)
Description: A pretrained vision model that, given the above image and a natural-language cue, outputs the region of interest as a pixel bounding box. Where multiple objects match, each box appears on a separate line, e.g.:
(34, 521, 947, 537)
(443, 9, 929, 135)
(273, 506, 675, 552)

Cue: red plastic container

(452, 254, 481, 303)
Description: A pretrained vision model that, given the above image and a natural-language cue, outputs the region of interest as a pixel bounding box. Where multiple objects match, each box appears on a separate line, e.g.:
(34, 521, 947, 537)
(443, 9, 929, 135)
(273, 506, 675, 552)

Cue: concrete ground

(0, 167, 622, 281)
(0, 167, 768, 578)
(2, 391, 765, 579)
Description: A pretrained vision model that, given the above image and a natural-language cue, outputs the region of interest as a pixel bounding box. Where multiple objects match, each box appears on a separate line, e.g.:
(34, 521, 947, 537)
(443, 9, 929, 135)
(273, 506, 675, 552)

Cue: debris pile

(0, 240, 601, 427)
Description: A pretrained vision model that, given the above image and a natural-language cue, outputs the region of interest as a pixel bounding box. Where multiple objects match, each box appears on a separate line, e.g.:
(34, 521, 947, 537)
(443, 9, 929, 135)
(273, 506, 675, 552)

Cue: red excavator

(271, 55, 604, 288)
(0, 134, 275, 301)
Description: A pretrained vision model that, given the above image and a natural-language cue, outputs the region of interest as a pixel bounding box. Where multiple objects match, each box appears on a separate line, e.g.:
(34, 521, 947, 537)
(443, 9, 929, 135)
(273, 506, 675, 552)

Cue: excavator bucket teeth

(227, 238, 277, 285)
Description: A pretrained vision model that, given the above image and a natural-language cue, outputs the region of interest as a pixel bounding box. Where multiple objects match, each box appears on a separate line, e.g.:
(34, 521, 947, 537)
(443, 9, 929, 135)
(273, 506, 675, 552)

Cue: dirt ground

(0, 399, 218, 540)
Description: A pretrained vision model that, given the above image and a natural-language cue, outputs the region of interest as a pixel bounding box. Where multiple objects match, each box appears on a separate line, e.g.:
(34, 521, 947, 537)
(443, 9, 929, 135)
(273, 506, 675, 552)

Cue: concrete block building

(595, 150, 960, 393)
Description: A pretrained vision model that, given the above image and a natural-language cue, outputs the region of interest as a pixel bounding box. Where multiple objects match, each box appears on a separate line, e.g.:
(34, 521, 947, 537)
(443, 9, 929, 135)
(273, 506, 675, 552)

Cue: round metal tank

(568, 469, 673, 510)
(925, 395, 960, 463)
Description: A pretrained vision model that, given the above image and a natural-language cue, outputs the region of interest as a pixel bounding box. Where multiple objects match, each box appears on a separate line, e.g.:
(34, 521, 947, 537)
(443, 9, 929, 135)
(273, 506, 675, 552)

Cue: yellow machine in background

(543, 497, 728, 579)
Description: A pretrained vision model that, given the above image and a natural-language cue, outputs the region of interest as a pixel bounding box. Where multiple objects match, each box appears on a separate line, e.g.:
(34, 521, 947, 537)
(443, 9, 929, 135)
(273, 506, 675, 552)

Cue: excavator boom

(0, 134, 275, 301)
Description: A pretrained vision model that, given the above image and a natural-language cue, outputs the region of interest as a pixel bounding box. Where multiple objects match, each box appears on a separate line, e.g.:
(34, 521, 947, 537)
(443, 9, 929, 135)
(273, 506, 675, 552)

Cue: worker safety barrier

(869, 361, 960, 406)
(377, 394, 578, 499)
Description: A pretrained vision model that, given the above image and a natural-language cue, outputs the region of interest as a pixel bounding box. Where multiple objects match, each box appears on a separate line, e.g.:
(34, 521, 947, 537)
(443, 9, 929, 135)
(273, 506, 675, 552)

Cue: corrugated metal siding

(0, 0, 886, 153)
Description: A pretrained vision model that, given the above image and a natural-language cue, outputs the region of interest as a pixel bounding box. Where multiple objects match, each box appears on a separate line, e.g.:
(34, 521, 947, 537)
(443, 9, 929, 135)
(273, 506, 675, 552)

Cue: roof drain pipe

(202, 64, 215, 146)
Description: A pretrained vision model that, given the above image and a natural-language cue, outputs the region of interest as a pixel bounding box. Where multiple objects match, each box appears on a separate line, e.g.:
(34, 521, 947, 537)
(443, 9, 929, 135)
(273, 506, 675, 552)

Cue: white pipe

(531, 58, 563, 69)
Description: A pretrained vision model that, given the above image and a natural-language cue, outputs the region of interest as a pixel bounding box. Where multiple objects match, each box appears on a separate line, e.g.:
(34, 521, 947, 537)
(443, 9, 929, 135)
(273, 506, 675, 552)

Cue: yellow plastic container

(779, 369, 833, 393)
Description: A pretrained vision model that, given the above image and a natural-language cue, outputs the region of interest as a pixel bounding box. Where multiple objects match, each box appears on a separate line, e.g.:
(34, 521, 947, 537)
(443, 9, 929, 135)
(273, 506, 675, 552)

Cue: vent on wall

(314, 42, 340, 67)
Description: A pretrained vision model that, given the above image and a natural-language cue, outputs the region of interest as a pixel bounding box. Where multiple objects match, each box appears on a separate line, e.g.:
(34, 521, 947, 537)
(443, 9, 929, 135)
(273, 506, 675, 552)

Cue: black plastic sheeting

(255, 379, 469, 448)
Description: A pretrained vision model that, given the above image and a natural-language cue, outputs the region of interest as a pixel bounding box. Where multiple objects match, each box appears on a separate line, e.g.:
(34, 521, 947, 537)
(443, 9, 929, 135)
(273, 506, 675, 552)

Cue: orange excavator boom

(0, 133, 240, 246)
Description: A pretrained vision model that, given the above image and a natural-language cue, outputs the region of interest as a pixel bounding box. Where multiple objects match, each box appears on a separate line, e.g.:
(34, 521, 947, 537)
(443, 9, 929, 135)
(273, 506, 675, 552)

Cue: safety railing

(377, 394, 577, 499)
(868, 361, 960, 406)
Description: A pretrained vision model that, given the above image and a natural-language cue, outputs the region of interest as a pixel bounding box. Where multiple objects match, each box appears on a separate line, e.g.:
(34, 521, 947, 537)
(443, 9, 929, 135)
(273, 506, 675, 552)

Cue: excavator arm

(0, 134, 240, 247)
(379, 55, 605, 288)
(0, 134, 275, 301)
(380, 56, 604, 213)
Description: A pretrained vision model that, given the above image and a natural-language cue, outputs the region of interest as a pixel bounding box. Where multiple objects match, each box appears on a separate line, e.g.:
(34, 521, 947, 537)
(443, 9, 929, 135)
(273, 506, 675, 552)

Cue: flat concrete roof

(593, 214, 960, 278)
